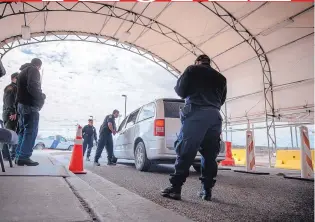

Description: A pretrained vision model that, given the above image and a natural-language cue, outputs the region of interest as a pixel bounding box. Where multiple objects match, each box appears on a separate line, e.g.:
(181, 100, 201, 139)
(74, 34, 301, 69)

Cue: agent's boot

(86, 157, 90, 161)
(94, 161, 100, 166)
(198, 180, 216, 201)
(199, 188, 212, 201)
(17, 158, 39, 166)
(161, 185, 182, 200)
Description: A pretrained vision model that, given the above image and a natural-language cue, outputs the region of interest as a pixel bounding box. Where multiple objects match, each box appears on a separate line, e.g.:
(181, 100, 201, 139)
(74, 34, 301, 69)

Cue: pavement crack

(64, 178, 100, 222)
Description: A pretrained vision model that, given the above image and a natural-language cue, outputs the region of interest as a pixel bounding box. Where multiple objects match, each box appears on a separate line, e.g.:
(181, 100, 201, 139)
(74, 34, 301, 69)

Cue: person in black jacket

(161, 55, 227, 201)
(15, 58, 46, 166)
(94, 110, 119, 166)
(82, 119, 98, 161)
(2, 72, 19, 159)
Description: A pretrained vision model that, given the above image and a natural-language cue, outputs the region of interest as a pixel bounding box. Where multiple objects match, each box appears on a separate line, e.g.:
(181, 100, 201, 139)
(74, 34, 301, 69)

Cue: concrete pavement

(0, 151, 193, 222)
(0, 153, 92, 222)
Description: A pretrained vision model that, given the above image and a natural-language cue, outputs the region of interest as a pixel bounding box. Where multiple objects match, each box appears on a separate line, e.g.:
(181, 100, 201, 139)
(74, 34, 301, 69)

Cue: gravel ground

(52, 151, 314, 222)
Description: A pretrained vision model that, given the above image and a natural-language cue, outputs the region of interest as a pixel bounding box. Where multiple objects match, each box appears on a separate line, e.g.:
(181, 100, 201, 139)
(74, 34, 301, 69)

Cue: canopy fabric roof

(0, 2, 314, 127)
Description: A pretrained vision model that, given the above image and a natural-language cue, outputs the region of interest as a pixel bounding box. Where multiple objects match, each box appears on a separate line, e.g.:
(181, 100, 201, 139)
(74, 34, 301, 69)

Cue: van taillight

(154, 119, 165, 136)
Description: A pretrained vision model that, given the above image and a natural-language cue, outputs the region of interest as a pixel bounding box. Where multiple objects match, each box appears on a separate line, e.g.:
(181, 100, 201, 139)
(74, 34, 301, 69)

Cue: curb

(49, 154, 193, 222)
(65, 176, 129, 222)
(49, 154, 128, 222)
(77, 169, 193, 222)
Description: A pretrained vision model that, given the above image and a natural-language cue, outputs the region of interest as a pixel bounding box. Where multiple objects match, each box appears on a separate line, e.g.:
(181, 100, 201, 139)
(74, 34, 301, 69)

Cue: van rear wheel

(134, 141, 151, 172)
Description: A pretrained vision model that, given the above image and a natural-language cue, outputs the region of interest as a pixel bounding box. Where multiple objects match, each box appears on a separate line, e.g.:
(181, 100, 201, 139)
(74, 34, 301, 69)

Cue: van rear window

(164, 101, 184, 118)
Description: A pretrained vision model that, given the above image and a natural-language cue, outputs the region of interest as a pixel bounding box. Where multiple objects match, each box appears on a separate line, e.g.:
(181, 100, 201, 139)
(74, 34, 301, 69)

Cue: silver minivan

(113, 98, 225, 171)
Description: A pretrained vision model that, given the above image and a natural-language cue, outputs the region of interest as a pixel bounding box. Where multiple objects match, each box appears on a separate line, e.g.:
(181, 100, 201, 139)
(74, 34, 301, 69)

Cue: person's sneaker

(86, 157, 90, 161)
(161, 186, 181, 200)
(17, 158, 39, 166)
(94, 162, 100, 166)
(198, 189, 212, 201)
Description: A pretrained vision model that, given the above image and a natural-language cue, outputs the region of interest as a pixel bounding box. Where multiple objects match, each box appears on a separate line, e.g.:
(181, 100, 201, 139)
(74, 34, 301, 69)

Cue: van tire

(134, 141, 151, 172)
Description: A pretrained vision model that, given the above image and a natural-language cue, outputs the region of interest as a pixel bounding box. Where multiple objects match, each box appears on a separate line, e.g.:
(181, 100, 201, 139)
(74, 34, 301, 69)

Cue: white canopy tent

(0, 2, 314, 149)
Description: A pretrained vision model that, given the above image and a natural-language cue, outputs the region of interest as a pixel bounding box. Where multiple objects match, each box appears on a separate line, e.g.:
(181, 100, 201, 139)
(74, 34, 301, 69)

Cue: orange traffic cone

(220, 141, 235, 166)
(68, 125, 87, 174)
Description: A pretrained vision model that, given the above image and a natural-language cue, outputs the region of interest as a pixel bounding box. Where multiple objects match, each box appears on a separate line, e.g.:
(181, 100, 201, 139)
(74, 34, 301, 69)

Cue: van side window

(125, 109, 140, 128)
(138, 103, 156, 122)
(118, 116, 128, 132)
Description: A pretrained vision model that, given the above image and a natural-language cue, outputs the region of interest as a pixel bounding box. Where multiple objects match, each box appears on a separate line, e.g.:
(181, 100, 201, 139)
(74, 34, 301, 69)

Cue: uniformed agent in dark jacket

(82, 119, 97, 161)
(2, 72, 19, 159)
(15, 58, 46, 166)
(161, 54, 227, 201)
(94, 110, 119, 166)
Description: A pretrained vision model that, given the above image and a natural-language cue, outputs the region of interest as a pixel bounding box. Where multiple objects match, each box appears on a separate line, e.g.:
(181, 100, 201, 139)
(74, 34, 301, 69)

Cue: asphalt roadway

(52, 150, 314, 222)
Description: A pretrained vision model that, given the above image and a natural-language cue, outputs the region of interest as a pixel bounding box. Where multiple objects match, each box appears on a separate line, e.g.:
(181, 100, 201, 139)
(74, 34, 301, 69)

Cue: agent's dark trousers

(15, 104, 39, 160)
(94, 133, 113, 163)
(83, 138, 93, 158)
(170, 105, 222, 189)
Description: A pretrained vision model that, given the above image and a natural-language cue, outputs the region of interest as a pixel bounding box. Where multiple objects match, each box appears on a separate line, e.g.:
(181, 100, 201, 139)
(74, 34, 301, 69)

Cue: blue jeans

(170, 104, 222, 189)
(16, 104, 40, 160)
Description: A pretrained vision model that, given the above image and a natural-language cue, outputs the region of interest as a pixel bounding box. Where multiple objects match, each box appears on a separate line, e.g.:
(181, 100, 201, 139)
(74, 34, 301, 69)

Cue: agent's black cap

(11, 72, 19, 79)
(113, 109, 119, 114)
(195, 54, 211, 64)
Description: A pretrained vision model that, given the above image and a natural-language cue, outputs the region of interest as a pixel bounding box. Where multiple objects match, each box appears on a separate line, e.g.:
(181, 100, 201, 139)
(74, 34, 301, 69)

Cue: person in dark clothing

(82, 119, 98, 161)
(0, 59, 6, 78)
(94, 110, 119, 166)
(161, 54, 227, 201)
(2, 73, 19, 160)
(15, 58, 46, 166)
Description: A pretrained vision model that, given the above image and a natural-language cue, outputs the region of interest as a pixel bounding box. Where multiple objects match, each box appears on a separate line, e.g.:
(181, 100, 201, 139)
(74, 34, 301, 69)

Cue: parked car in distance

(113, 98, 226, 172)
(34, 135, 74, 151)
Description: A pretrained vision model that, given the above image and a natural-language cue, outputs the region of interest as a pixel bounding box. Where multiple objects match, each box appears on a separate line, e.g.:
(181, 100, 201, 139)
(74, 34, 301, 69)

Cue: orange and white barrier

(246, 130, 255, 171)
(233, 129, 269, 175)
(300, 126, 313, 179)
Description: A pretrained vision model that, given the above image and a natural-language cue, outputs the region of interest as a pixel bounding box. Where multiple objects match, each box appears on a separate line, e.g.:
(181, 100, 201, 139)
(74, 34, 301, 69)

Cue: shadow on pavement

(117, 162, 200, 176)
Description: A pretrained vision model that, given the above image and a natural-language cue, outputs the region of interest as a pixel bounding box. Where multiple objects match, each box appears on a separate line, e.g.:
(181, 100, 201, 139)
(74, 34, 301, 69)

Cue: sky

(0, 41, 178, 137)
(0, 41, 313, 148)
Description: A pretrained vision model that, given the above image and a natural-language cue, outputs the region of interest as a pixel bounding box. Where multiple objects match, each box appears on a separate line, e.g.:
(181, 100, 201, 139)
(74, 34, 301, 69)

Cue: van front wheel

(134, 141, 151, 172)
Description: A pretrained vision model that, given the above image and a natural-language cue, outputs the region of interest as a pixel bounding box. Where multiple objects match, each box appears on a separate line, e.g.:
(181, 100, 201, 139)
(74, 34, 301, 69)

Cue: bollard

(234, 130, 269, 175)
(300, 126, 313, 179)
(246, 131, 255, 171)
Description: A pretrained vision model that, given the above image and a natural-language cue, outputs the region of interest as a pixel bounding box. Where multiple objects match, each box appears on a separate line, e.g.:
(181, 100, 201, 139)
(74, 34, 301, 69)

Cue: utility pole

(122, 95, 127, 118)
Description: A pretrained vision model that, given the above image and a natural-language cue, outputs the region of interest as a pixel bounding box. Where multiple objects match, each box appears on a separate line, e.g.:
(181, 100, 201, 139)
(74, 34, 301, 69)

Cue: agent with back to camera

(161, 54, 227, 201)
(94, 109, 119, 166)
